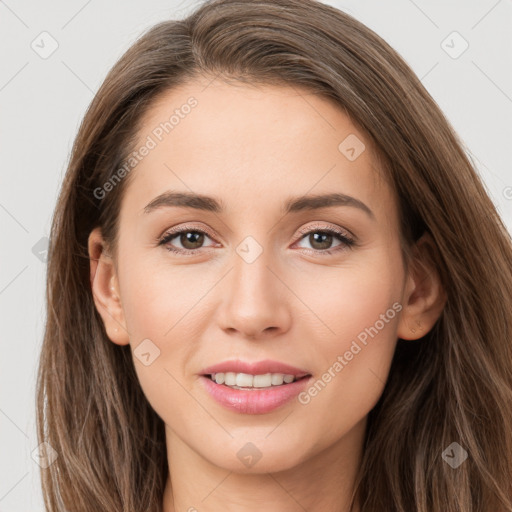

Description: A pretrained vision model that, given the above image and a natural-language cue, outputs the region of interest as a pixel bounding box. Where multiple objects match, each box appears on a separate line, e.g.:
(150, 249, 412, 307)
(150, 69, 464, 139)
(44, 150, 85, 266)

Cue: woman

(36, 0, 512, 510)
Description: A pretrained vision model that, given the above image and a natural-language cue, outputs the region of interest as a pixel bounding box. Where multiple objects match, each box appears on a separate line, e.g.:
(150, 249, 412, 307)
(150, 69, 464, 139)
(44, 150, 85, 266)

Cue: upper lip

(201, 359, 311, 378)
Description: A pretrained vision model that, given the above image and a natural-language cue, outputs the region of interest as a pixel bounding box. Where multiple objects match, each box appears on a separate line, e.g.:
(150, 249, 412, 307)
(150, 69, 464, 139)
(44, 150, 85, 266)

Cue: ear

(397, 232, 447, 341)
(88, 227, 130, 346)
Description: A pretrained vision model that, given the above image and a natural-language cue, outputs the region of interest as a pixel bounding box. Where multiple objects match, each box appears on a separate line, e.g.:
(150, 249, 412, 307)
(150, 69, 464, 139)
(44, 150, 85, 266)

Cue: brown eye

(178, 231, 205, 250)
(294, 226, 355, 255)
(158, 227, 217, 254)
(307, 232, 335, 250)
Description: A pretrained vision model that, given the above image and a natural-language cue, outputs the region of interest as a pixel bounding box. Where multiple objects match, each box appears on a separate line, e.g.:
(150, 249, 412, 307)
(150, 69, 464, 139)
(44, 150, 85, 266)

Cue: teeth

(210, 372, 300, 388)
(237, 373, 254, 387)
(271, 373, 284, 385)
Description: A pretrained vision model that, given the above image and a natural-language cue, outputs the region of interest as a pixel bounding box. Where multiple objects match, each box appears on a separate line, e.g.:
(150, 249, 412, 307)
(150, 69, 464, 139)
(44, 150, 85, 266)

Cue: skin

(88, 78, 446, 512)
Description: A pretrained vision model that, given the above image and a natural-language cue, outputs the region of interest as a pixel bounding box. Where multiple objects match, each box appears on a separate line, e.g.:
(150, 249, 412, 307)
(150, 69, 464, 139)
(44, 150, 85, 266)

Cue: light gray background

(1, 0, 511, 509)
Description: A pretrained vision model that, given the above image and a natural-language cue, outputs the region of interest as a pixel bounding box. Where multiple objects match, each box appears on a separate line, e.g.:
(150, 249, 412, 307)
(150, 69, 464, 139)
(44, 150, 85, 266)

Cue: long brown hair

(36, 0, 512, 510)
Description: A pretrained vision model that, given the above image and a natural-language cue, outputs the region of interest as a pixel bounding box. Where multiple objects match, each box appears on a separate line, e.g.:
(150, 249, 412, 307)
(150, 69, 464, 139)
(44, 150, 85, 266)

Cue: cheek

(119, 252, 208, 339)
(117, 251, 220, 401)
(291, 255, 402, 433)
(293, 249, 401, 353)
(117, 258, 205, 422)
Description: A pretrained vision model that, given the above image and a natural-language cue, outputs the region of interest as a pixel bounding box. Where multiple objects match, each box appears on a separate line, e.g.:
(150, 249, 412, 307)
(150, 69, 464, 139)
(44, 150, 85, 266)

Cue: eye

(157, 223, 356, 256)
(294, 224, 355, 255)
(157, 225, 217, 254)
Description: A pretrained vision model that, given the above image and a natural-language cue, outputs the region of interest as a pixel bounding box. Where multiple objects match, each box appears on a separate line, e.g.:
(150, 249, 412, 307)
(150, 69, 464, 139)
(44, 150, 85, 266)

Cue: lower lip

(199, 375, 312, 414)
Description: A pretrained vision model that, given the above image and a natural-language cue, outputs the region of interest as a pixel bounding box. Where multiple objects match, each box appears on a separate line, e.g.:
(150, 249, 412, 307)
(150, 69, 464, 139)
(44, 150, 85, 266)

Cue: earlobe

(397, 232, 447, 341)
(88, 227, 130, 346)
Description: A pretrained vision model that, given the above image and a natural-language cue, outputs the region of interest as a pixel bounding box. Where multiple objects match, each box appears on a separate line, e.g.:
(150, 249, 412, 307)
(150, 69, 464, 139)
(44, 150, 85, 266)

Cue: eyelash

(157, 223, 355, 256)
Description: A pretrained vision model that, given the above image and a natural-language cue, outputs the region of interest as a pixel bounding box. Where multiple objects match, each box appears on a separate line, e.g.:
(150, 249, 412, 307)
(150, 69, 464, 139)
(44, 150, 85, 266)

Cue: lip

(200, 359, 311, 378)
(199, 374, 313, 414)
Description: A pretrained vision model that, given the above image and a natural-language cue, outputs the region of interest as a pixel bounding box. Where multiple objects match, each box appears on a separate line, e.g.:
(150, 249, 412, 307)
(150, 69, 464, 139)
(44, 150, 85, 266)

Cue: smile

(199, 373, 312, 414)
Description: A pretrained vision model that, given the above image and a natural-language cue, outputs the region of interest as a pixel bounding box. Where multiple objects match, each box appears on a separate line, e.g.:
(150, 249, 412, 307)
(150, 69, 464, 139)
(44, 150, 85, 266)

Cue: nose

(216, 247, 292, 340)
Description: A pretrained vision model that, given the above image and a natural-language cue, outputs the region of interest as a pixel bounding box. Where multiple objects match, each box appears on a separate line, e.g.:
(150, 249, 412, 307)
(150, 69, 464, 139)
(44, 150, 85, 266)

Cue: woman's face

(91, 78, 419, 474)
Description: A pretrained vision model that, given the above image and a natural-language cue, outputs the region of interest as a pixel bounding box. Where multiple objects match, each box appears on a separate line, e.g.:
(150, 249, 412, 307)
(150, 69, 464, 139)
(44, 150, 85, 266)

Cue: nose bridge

(230, 236, 279, 305)
(217, 234, 291, 337)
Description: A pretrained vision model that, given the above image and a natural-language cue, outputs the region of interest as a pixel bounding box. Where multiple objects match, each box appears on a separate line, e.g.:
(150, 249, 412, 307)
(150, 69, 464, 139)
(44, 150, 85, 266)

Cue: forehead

(121, 78, 395, 221)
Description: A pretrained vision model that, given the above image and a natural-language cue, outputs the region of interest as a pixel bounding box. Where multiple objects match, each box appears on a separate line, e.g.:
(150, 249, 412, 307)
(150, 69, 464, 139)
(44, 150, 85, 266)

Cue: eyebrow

(143, 191, 375, 220)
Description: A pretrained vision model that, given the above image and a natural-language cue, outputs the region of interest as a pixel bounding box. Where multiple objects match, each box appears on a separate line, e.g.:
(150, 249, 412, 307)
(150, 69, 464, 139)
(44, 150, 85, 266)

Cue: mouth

(198, 359, 313, 413)
(199, 372, 313, 414)
(202, 372, 312, 390)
